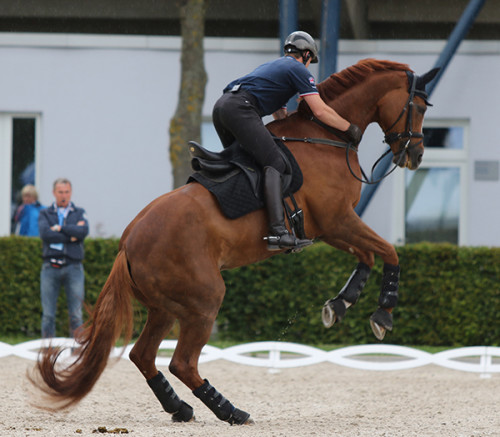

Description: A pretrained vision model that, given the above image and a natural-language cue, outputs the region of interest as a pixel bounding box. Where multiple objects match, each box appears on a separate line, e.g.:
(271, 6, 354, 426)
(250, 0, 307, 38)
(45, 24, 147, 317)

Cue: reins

(274, 135, 358, 152)
(278, 71, 424, 185)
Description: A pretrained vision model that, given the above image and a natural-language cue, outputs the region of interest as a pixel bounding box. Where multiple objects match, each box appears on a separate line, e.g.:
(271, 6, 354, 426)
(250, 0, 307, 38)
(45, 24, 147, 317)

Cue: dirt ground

(1, 355, 498, 437)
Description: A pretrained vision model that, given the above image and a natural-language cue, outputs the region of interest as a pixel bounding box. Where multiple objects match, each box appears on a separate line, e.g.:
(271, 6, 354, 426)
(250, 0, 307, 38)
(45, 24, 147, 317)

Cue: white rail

(1, 339, 499, 377)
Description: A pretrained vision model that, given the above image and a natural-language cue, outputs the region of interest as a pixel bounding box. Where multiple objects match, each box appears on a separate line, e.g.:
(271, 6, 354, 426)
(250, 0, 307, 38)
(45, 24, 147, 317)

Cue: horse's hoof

(370, 319, 386, 340)
(322, 301, 336, 327)
(370, 308, 393, 340)
(171, 401, 195, 422)
(172, 415, 196, 423)
(322, 298, 350, 328)
(228, 408, 253, 425)
(243, 417, 255, 425)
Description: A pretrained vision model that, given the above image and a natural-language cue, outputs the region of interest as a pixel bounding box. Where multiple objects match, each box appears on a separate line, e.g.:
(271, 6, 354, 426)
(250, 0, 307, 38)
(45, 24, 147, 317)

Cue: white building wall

(1, 35, 182, 237)
(0, 34, 499, 245)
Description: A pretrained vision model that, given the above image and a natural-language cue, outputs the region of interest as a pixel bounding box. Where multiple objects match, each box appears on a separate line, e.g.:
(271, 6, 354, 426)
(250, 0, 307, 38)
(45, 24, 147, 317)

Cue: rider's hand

(345, 123, 362, 146)
(272, 108, 287, 120)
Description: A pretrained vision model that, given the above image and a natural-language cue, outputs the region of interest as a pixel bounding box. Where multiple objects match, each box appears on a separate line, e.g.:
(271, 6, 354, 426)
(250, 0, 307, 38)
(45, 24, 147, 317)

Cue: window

(393, 120, 468, 245)
(405, 166, 460, 243)
(0, 114, 39, 236)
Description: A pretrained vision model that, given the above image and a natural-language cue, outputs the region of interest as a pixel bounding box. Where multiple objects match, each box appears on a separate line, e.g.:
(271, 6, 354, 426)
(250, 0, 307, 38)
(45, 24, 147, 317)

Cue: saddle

(187, 137, 304, 223)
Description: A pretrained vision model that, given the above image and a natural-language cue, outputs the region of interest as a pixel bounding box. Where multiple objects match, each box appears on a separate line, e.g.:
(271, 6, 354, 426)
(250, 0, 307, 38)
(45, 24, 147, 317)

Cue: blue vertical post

(319, 0, 341, 81)
(280, 0, 299, 110)
(280, 0, 298, 46)
(354, 0, 486, 217)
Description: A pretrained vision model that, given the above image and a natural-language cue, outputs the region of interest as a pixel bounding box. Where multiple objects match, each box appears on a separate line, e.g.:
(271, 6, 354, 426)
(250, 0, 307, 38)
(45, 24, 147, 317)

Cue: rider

(212, 31, 362, 251)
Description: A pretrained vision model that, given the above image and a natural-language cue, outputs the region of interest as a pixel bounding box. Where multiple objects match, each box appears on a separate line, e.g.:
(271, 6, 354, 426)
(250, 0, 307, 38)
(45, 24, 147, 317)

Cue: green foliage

(0, 237, 498, 346)
(0, 236, 43, 336)
(219, 243, 500, 346)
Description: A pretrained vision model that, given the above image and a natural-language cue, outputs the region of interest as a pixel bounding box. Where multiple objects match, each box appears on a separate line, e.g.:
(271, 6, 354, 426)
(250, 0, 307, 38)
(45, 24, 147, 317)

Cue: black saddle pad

(187, 138, 303, 219)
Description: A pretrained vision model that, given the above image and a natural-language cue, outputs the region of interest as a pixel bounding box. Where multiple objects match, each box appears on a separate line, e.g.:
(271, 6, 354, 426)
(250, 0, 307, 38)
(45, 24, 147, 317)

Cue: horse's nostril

(417, 154, 423, 165)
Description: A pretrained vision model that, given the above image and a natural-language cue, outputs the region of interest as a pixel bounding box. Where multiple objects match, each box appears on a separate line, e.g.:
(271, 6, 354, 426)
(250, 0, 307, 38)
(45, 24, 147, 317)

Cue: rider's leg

(213, 91, 312, 250)
(263, 166, 312, 251)
(212, 93, 236, 149)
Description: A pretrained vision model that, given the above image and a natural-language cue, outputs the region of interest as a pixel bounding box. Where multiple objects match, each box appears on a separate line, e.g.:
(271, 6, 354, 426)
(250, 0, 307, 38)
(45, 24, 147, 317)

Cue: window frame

(0, 113, 41, 236)
(391, 118, 469, 246)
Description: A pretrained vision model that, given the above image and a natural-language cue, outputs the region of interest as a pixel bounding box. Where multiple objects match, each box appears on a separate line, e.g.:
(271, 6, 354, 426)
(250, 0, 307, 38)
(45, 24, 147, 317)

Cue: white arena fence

(1, 339, 499, 377)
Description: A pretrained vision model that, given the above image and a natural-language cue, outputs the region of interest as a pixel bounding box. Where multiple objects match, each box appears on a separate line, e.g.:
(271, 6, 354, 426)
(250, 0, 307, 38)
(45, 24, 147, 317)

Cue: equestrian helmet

(284, 31, 319, 63)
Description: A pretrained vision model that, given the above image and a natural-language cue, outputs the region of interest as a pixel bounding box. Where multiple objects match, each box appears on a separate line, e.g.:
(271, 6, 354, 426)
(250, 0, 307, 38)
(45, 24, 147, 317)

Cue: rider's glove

(345, 123, 362, 146)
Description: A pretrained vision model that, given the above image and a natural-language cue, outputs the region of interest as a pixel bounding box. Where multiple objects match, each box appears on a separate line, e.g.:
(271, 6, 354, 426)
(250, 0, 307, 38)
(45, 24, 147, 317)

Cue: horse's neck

(269, 72, 405, 138)
(323, 72, 404, 130)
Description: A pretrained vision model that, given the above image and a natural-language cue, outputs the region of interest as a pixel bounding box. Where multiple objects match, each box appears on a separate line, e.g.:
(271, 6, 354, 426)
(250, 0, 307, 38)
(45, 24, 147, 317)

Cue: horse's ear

(418, 67, 440, 87)
(413, 67, 440, 106)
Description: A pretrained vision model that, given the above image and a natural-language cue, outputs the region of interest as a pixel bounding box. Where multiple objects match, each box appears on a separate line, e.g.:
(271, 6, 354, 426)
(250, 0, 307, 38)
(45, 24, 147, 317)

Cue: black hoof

(370, 308, 393, 340)
(171, 401, 195, 422)
(228, 408, 253, 425)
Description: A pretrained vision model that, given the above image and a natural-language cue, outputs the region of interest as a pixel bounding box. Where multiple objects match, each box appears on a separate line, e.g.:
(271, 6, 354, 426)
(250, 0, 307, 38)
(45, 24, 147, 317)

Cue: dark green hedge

(0, 237, 498, 346)
(220, 243, 500, 346)
(0, 236, 122, 337)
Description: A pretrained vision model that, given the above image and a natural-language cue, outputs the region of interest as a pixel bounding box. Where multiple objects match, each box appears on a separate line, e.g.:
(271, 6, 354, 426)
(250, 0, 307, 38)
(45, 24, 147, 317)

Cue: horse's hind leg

(170, 312, 253, 425)
(129, 310, 194, 422)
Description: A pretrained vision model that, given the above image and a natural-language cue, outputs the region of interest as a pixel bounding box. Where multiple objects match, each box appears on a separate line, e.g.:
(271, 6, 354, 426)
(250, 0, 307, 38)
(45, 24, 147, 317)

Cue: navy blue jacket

(38, 202, 89, 262)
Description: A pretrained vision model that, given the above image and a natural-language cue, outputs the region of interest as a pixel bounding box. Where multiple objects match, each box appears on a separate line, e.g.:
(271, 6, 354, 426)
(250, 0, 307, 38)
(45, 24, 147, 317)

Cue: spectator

(38, 178, 89, 339)
(13, 184, 45, 236)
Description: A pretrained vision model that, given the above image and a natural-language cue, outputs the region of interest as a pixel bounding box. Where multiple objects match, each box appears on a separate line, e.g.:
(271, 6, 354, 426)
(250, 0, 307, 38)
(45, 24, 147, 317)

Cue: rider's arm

(302, 94, 350, 131)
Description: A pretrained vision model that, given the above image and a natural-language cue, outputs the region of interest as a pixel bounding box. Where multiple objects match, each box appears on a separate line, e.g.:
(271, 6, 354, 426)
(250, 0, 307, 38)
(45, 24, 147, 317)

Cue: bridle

(277, 71, 425, 185)
(346, 71, 424, 185)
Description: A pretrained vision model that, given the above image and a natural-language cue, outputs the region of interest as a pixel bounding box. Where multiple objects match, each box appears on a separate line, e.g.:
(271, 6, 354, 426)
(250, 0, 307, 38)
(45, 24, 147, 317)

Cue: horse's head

(379, 67, 439, 170)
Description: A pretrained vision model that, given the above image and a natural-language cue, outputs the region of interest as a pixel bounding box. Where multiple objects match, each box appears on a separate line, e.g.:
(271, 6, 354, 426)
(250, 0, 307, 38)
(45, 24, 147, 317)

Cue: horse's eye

(415, 104, 427, 115)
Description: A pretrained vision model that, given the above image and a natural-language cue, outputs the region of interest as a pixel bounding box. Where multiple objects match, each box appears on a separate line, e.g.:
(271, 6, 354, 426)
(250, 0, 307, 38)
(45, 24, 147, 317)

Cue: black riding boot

(263, 166, 313, 251)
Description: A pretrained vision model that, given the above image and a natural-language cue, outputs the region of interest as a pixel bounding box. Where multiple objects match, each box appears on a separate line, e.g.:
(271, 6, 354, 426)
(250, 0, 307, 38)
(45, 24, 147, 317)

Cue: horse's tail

(30, 250, 135, 410)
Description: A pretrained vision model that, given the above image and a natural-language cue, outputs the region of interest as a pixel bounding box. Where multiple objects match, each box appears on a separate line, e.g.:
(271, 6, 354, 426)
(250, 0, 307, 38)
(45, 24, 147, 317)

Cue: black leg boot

(263, 166, 313, 251)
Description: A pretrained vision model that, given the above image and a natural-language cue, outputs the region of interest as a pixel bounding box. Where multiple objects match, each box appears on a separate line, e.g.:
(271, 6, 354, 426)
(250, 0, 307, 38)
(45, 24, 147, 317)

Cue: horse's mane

(312, 58, 411, 104)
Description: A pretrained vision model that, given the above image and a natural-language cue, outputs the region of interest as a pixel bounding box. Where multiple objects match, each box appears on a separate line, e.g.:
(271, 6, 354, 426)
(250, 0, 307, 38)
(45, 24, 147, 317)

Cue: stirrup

(264, 233, 313, 252)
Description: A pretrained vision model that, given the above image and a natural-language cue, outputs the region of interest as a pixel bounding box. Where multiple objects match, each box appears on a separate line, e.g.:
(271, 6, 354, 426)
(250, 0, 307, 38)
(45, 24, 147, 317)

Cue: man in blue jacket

(38, 178, 89, 339)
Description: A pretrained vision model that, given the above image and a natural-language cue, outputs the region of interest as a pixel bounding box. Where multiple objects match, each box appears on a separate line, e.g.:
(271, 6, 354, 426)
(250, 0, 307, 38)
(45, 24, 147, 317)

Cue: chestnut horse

(32, 59, 437, 425)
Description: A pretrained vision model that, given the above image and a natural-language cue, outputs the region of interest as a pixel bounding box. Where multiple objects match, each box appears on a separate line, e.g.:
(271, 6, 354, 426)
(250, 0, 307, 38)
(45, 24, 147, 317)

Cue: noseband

(348, 71, 424, 185)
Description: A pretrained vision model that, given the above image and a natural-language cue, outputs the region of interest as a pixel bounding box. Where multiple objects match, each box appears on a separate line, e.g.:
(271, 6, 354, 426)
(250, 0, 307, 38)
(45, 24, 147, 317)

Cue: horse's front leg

(369, 262, 400, 340)
(320, 240, 373, 328)
(321, 213, 401, 340)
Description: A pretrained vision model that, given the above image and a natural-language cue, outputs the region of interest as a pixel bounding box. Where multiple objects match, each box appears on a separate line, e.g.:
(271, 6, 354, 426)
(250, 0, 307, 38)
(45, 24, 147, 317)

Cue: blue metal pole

(319, 0, 341, 81)
(279, 0, 299, 110)
(279, 0, 298, 46)
(354, 0, 486, 217)
(426, 0, 486, 95)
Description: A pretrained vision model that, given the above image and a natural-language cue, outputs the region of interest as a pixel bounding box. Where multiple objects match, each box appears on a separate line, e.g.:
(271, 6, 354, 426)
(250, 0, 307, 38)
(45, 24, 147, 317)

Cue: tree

(169, 0, 207, 188)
